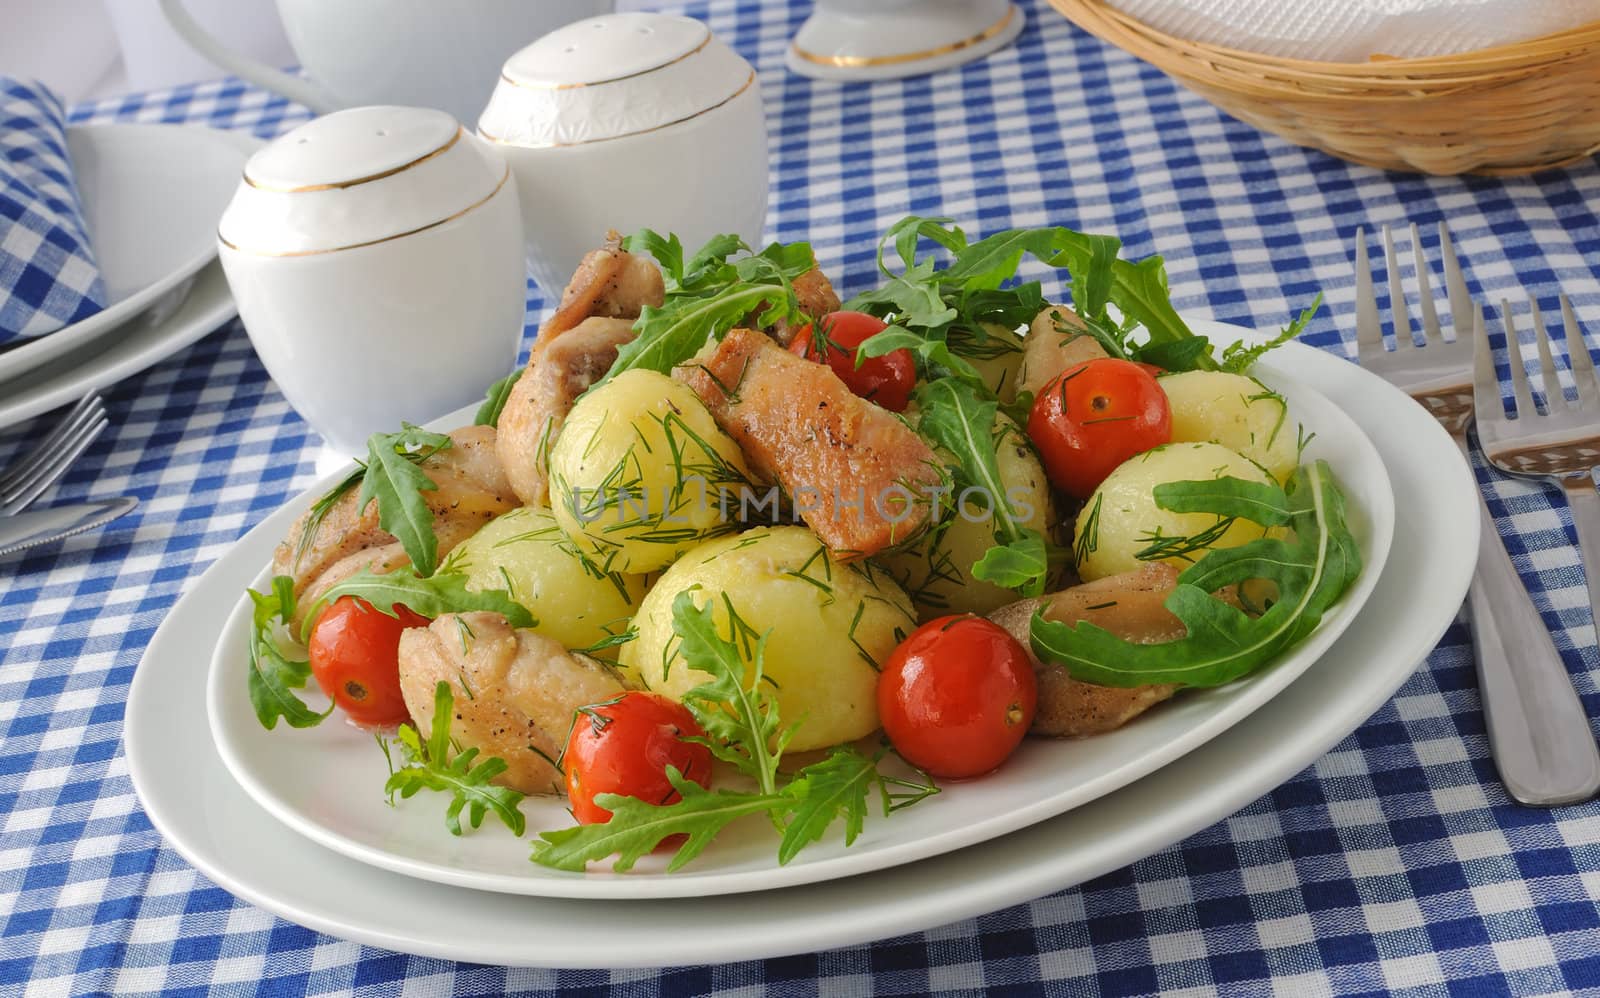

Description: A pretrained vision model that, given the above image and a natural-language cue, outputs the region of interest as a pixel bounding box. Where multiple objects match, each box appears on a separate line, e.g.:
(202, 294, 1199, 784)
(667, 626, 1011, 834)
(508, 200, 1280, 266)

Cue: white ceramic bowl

(218, 106, 526, 456)
(477, 12, 768, 296)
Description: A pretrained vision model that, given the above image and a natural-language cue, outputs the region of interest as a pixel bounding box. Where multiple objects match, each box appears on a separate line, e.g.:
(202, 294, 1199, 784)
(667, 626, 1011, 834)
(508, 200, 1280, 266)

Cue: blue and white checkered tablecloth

(4, 0, 1600, 994)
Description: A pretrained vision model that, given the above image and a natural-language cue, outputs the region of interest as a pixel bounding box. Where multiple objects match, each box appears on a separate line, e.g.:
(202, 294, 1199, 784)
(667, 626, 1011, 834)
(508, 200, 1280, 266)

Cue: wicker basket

(1047, 0, 1600, 176)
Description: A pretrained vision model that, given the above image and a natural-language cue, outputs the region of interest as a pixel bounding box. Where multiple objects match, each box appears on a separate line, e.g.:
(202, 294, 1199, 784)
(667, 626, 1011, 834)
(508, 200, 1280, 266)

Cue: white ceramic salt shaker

(476, 12, 769, 297)
(217, 106, 526, 457)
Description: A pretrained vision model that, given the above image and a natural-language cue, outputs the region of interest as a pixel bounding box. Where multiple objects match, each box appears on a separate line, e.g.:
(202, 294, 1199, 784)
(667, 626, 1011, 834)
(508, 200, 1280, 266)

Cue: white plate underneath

(0, 124, 255, 386)
(125, 331, 1476, 967)
(0, 260, 236, 429)
(203, 333, 1395, 900)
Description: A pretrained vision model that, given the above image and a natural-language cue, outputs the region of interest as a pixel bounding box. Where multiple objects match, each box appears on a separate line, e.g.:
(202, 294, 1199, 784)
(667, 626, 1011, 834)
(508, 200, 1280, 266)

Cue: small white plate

(0, 260, 235, 429)
(125, 330, 1477, 967)
(203, 335, 1394, 900)
(0, 125, 258, 407)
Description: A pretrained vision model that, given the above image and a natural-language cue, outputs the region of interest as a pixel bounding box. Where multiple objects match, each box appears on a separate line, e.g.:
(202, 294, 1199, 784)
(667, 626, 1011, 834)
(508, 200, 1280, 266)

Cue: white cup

(217, 106, 527, 456)
(159, 0, 615, 126)
(477, 13, 769, 296)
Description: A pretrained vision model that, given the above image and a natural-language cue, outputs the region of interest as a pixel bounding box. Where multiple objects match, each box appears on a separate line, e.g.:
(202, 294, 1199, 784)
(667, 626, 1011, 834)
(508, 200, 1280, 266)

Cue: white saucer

(0, 261, 236, 429)
(124, 331, 1479, 967)
(0, 124, 259, 414)
(787, 0, 1024, 82)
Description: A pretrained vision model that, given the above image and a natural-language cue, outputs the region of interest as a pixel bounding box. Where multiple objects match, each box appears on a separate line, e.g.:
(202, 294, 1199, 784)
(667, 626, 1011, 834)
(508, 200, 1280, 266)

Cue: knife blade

(0, 497, 138, 558)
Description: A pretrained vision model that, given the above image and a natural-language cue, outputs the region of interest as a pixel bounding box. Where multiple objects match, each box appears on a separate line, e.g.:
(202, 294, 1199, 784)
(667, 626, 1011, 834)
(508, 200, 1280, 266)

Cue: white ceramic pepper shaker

(217, 105, 527, 456)
(476, 12, 769, 297)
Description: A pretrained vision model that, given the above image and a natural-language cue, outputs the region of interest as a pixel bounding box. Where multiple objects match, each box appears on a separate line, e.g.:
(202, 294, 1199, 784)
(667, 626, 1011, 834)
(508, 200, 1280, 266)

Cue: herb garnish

(246, 575, 331, 730)
(597, 231, 817, 386)
(913, 379, 1049, 596)
(528, 592, 938, 872)
(304, 567, 535, 640)
(475, 370, 521, 428)
(359, 425, 454, 577)
(1031, 461, 1360, 688)
(383, 681, 528, 836)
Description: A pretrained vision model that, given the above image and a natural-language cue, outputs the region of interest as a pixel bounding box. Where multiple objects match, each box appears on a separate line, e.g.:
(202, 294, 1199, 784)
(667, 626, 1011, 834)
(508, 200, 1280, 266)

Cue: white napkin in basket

(1106, 0, 1600, 62)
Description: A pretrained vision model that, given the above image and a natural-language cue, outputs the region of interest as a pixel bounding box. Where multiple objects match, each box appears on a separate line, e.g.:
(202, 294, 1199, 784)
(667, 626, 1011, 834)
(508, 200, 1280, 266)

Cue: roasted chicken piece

(749, 260, 844, 347)
(495, 233, 665, 506)
(539, 230, 665, 342)
(274, 425, 517, 627)
(1018, 305, 1109, 397)
(398, 612, 627, 796)
(675, 327, 942, 558)
(496, 316, 636, 506)
(989, 563, 1184, 737)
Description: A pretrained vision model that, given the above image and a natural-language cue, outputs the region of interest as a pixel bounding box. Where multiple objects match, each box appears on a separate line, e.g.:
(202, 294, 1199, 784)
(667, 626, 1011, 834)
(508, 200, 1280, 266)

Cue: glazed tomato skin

(307, 596, 431, 727)
(564, 691, 713, 825)
(1028, 357, 1172, 499)
(788, 310, 916, 412)
(877, 615, 1037, 779)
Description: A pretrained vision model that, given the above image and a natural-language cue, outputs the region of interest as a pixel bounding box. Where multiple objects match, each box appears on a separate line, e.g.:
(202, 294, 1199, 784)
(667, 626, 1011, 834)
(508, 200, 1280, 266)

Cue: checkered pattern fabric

(4, 1, 1600, 993)
(0, 78, 108, 344)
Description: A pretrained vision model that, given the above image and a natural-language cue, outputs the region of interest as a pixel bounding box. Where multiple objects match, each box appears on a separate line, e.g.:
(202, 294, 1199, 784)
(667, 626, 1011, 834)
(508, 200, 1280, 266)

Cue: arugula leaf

(245, 575, 331, 730)
(358, 425, 453, 577)
(1149, 476, 1292, 525)
(306, 567, 536, 639)
(776, 746, 877, 864)
(532, 767, 784, 873)
(528, 598, 940, 874)
(856, 325, 987, 388)
(672, 592, 792, 796)
(475, 370, 521, 427)
(913, 379, 1049, 596)
(385, 681, 527, 836)
(1031, 461, 1361, 688)
(1220, 295, 1321, 374)
(601, 233, 816, 385)
(529, 746, 936, 873)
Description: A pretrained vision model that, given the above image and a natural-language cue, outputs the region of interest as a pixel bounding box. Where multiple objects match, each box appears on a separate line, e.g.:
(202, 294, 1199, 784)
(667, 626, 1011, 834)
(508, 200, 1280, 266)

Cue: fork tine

(1504, 300, 1538, 419)
(0, 396, 105, 504)
(0, 394, 99, 494)
(1411, 223, 1442, 346)
(1529, 296, 1566, 409)
(1354, 227, 1383, 362)
(1440, 221, 1473, 341)
(1561, 294, 1600, 412)
(1383, 225, 1415, 350)
(0, 411, 108, 515)
(1473, 301, 1500, 420)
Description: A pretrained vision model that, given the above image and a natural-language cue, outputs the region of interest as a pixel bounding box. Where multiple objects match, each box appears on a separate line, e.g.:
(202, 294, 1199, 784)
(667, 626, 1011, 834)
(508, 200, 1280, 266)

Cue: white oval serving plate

(202, 326, 1395, 900)
(0, 123, 252, 385)
(125, 329, 1475, 967)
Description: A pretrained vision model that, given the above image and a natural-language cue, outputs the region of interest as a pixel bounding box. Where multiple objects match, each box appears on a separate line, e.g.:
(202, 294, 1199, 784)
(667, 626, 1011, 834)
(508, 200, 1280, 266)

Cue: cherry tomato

(877, 615, 1037, 779)
(788, 310, 916, 412)
(1027, 357, 1172, 499)
(563, 691, 713, 825)
(307, 596, 431, 727)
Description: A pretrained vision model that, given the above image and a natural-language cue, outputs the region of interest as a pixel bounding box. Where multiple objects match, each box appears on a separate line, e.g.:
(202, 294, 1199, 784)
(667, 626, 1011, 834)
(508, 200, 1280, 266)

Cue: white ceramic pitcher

(159, 0, 615, 125)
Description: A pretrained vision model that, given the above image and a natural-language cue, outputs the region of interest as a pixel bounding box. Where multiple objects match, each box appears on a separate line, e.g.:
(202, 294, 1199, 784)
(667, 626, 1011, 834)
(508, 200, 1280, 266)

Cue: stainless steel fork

(1355, 223, 1600, 807)
(0, 394, 108, 516)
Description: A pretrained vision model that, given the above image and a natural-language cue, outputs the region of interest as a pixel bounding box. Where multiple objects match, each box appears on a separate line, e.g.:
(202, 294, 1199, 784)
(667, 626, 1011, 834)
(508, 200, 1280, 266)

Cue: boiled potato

(438, 506, 648, 659)
(549, 369, 754, 574)
(1075, 442, 1275, 582)
(621, 526, 916, 752)
(1159, 370, 1296, 481)
(879, 415, 1053, 620)
(960, 322, 1025, 403)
